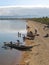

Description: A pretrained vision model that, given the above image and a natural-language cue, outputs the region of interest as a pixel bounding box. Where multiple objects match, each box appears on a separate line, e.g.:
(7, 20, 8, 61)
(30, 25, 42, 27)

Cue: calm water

(0, 20, 27, 65)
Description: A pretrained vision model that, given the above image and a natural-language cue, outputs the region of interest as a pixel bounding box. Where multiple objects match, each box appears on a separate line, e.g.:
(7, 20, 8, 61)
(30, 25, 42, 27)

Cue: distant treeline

(0, 18, 27, 20)
(28, 17, 49, 25)
(0, 17, 49, 25)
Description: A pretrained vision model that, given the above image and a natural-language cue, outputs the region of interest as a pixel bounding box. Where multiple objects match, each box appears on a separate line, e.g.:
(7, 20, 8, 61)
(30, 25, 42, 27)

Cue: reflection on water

(0, 20, 26, 33)
(0, 20, 27, 65)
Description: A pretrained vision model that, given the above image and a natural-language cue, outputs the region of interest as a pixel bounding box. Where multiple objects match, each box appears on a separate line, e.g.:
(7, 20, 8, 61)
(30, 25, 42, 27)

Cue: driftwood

(43, 25, 49, 30)
(44, 34, 49, 38)
(4, 43, 33, 50)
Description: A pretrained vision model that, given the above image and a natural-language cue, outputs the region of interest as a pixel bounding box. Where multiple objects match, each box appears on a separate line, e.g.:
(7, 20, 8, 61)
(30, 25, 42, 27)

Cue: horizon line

(0, 5, 49, 8)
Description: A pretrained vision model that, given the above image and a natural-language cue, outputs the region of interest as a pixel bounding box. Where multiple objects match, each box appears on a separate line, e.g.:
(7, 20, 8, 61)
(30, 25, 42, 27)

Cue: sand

(20, 20, 49, 65)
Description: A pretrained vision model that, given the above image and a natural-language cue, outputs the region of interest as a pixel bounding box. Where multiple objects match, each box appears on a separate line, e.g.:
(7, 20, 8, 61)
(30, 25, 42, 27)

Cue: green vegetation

(30, 17, 49, 25)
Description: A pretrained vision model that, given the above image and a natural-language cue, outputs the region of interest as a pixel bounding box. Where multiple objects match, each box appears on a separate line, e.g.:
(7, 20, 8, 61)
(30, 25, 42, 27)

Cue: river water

(0, 20, 27, 65)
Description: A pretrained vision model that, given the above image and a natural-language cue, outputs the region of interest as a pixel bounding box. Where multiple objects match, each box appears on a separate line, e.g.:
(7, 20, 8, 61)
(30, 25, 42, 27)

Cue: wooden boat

(4, 43, 33, 50)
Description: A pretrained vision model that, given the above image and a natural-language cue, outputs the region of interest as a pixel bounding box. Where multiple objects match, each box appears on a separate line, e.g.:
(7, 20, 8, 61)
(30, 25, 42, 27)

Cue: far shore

(0, 17, 49, 25)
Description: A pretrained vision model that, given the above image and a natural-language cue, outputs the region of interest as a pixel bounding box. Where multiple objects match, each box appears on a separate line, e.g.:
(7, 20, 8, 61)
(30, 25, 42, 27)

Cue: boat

(4, 43, 33, 50)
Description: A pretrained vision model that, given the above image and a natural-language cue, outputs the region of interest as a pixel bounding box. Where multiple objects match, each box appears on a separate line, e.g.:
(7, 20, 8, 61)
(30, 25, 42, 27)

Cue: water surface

(0, 20, 27, 65)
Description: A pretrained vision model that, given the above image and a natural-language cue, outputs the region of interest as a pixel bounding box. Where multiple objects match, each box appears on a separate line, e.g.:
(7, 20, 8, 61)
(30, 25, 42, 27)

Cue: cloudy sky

(0, 0, 49, 7)
(0, 0, 49, 17)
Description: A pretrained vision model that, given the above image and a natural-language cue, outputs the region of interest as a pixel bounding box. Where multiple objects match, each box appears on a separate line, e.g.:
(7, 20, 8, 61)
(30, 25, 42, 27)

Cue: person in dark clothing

(30, 31, 33, 36)
(17, 40, 20, 46)
(18, 32, 19, 37)
(35, 29, 37, 34)
(23, 35, 25, 41)
(26, 25, 30, 29)
(10, 41, 12, 45)
(19, 33, 21, 37)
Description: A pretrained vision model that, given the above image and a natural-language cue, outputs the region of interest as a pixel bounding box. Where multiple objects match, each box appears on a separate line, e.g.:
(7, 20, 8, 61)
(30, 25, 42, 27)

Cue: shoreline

(20, 20, 49, 65)
(20, 20, 34, 65)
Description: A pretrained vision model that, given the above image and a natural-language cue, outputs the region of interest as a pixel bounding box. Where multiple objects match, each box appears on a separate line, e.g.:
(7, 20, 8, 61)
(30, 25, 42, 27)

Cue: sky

(0, 0, 49, 17)
(0, 0, 49, 7)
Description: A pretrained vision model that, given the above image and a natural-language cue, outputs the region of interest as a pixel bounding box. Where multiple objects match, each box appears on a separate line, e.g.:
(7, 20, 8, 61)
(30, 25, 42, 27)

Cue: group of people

(9, 27, 38, 46)
(10, 40, 20, 46)
(18, 32, 26, 41)
(18, 32, 21, 37)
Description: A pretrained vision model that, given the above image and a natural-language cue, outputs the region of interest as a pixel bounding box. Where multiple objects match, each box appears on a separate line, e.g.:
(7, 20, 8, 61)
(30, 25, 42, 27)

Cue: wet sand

(20, 20, 49, 65)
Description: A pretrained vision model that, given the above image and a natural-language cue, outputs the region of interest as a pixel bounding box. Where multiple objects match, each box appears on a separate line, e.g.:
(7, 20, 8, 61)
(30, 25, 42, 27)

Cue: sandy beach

(20, 20, 49, 65)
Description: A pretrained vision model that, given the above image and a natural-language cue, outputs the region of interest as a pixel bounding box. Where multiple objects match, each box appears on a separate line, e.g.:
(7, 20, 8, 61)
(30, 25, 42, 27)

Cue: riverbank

(20, 20, 49, 65)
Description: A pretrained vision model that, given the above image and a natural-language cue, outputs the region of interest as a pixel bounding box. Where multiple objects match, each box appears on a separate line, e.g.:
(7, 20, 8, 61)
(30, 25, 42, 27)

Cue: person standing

(35, 29, 37, 34)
